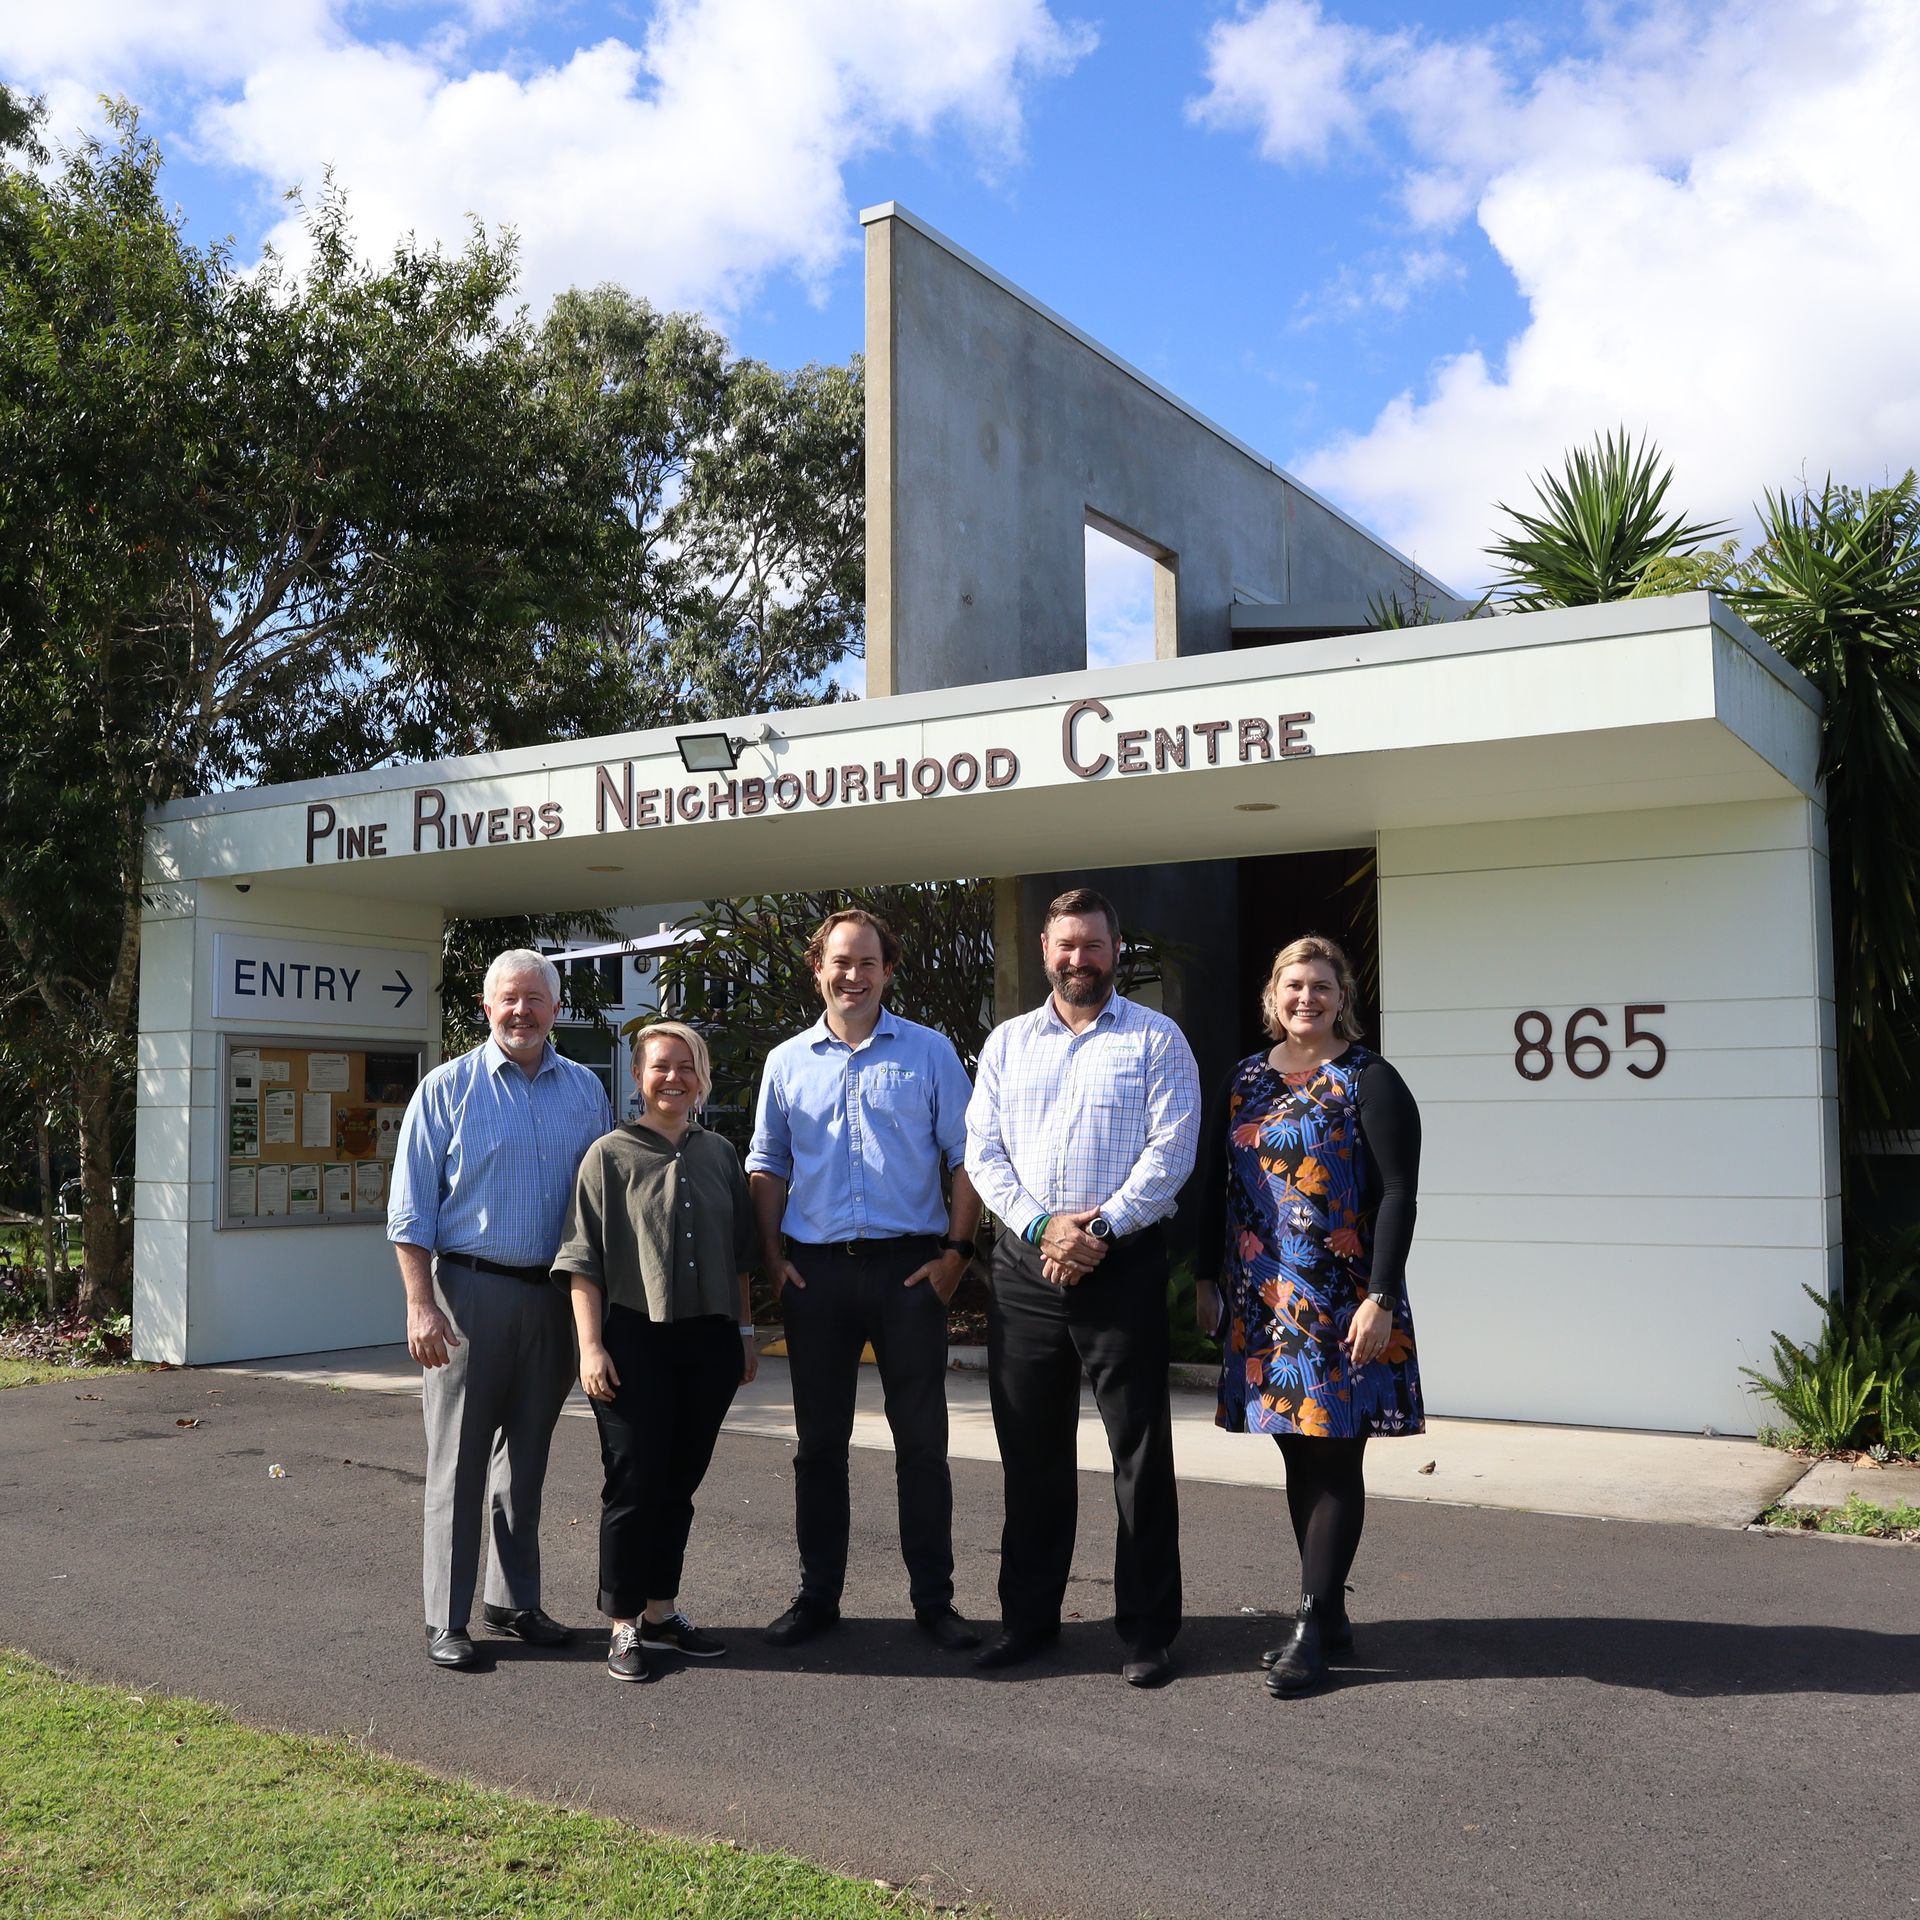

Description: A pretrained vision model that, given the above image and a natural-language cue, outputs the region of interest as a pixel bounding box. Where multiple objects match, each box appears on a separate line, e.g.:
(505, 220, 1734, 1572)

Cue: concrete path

(1, 1366, 1915, 1920)
(237, 1341, 1810, 1530)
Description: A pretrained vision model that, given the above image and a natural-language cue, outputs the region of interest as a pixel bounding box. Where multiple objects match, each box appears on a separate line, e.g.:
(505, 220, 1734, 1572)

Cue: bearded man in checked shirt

(964, 886, 1201, 1688)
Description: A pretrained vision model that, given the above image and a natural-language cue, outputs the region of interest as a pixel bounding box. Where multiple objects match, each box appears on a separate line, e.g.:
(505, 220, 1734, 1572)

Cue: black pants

(987, 1228, 1182, 1649)
(590, 1308, 743, 1618)
(783, 1235, 954, 1609)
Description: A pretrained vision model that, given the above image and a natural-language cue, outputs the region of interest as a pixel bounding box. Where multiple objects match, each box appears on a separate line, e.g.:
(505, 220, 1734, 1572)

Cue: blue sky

(7, 0, 1914, 623)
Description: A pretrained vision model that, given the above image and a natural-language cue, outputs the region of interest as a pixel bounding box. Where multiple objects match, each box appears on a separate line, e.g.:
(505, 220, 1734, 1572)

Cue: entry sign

(213, 935, 431, 1031)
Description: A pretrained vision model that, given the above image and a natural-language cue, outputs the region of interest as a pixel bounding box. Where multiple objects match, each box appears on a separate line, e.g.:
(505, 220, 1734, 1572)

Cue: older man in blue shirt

(389, 948, 611, 1669)
(747, 907, 982, 1652)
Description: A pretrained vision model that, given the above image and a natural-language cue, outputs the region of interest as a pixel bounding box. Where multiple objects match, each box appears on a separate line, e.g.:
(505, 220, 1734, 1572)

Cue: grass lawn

(0, 1654, 946, 1919)
(0, 1358, 143, 1391)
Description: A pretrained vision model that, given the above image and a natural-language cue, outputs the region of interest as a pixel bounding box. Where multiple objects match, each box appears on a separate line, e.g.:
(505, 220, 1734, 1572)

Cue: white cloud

(1193, 0, 1920, 590)
(1084, 524, 1157, 671)
(5, 0, 1093, 315)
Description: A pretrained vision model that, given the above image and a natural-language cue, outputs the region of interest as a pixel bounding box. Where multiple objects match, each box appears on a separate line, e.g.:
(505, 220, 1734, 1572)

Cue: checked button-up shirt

(964, 991, 1201, 1241)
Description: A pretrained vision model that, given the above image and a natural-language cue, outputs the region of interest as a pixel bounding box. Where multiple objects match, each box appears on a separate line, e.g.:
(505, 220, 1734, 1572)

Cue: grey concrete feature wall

(863, 204, 1450, 697)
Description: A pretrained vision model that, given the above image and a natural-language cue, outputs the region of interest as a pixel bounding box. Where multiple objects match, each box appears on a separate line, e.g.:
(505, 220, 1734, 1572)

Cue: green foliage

(1726, 475, 1920, 1146)
(1164, 1258, 1220, 1365)
(1743, 1238, 1920, 1455)
(1486, 427, 1731, 609)
(646, 884, 1172, 1131)
(1760, 1493, 1920, 1540)
(0, 1653, 926, 1917)
(0, 111, 865, 1310)
(646, 883, 999, 1126)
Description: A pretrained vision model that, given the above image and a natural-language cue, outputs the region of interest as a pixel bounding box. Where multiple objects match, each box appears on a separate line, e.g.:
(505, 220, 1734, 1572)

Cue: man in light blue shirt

(389, 948, 611, 1670)
(746, 907, 983, 1652)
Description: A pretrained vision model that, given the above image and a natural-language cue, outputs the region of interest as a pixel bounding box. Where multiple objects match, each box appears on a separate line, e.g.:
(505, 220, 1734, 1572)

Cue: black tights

(1274, 1434, 1367, 1614)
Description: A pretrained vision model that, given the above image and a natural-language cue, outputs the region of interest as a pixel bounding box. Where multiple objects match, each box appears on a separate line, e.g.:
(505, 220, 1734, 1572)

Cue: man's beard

(1048, 961, 1113, 1007)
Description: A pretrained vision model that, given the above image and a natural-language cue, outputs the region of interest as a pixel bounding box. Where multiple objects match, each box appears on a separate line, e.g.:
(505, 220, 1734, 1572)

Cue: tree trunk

(74, 1058, 131, 1319)
(37, 1106, 58, 1317)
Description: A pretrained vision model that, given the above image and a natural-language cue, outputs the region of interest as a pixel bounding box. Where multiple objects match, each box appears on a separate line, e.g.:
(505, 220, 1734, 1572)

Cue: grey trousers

(421, 1256, 575, 1631)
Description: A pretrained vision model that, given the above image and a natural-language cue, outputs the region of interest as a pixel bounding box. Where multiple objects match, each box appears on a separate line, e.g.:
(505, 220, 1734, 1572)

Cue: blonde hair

(629, 1020, 713, 1105)
(1260, 935, 1363, 1043)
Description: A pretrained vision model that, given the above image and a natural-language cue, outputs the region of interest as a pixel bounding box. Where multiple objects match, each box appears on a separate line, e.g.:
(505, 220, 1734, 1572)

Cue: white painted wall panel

(1384, 850, 1823, 1007)
(1379, 797, 1836, 1434)
(1409, 1241, 1826, 1432)
(1418, 1192, 1829, 1250)
(184, 1221, 404, 1364)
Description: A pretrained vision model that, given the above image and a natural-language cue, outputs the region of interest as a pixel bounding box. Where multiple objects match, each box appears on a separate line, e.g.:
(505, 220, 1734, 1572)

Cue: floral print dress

(1214, 1047, 1424, 1439)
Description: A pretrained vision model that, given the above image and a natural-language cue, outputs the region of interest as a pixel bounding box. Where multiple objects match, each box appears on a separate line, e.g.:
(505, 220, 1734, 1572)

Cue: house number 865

(1512, 1005, 1667, 1082)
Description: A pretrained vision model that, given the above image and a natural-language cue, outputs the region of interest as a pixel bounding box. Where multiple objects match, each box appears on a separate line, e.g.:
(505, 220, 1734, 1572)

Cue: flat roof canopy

(146, 594, 1820, 918)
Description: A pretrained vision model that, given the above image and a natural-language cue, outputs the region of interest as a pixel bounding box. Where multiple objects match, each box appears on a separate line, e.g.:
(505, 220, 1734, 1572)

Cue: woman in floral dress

(1196, 935, 1423, 1698)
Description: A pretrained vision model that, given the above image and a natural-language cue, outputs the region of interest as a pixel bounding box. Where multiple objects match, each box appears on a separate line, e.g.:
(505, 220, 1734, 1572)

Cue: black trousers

(783, 1235, 954, 1609)
(589, 1308, 743, 1618)
(987, 1228, 1182, 1649)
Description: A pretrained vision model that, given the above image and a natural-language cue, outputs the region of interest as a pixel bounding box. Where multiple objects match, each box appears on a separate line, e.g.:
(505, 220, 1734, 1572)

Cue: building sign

(212, 935, 431, 1029)
(298, 701, 1316, 868)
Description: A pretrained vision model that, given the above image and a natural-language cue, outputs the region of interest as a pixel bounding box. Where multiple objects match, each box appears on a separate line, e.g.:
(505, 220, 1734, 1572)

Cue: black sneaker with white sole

(638, 1611, 727, 1658)
(607, 1622, 652, 1683)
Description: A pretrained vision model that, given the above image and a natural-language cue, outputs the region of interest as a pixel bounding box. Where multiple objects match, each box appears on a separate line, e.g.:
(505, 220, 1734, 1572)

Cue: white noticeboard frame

(217, 1033, 424, 1232)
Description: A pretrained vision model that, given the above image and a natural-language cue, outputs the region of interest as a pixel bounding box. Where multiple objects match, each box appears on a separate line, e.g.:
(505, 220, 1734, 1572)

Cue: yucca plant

(1486, 428, 1731, 609)
(1725, 476, 1920, 1150)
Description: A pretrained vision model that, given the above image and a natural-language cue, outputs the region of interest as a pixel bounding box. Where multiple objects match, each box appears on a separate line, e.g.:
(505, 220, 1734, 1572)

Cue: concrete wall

(1378, 797, 1838, 1434)
(864, 204, 1449, 695)
(135, 881, 441, 1365)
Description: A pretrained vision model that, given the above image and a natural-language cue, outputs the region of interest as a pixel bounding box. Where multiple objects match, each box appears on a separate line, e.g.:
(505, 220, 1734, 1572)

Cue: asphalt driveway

(1, 1367, 1914, 1919)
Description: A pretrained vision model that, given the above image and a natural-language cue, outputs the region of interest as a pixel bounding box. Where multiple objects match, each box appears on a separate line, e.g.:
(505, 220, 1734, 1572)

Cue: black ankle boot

(1265, 1596, 1329, 1696)
(1263, 1605, 1352, 1667)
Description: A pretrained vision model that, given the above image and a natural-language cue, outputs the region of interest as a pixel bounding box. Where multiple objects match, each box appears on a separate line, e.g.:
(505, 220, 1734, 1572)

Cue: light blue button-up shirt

(387, 1038, 612, 1267)
(745, 1007, 973, 1243)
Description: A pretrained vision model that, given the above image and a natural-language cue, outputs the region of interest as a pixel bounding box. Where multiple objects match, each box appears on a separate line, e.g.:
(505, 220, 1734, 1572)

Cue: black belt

(789, 1234, 937, 1259)
(444, 1253, 551, 1284)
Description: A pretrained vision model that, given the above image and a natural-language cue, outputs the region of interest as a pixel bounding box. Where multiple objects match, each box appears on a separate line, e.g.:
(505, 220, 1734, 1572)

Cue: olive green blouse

(551, 1121, 753, 1323)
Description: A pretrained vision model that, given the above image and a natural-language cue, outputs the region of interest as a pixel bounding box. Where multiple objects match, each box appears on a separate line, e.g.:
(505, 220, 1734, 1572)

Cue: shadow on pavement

(1289, 1616, 1920, 1697)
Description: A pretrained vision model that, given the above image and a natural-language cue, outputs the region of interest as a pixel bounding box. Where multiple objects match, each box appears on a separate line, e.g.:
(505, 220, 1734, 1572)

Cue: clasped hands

(1039, 1208, 1109, 1288)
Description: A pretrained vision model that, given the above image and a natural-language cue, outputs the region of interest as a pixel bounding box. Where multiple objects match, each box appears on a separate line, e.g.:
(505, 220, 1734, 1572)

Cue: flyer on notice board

(255, 1165, 290, 1216)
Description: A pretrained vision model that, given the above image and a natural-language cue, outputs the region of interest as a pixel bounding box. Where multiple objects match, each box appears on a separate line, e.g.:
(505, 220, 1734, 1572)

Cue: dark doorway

(1236, 847, 1380, 1057)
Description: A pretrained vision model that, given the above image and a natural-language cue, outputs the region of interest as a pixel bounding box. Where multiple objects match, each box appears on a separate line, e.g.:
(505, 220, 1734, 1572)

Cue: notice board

(219, 1036, 425, 1229)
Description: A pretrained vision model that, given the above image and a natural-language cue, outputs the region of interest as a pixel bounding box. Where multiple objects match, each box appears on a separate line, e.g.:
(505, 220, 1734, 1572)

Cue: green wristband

(1025, 1213, 1051, 1245)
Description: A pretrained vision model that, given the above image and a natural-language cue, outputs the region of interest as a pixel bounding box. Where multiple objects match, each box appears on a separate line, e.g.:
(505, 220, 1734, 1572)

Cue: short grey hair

(483, 947, 562, 1003)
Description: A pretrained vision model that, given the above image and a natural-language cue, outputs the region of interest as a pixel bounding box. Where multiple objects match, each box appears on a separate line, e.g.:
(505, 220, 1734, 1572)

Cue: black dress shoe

(763, 1595, 841, 1648)
(481, 1604, 572, 1646)
(1263, 1612, 1353, 1665)
(1122, 1644, 1173, 1688)
(1266, 1598, 1329, 1697)
(972, 1625, 1059, 1671)
(426, 1627, 478, 1669)
(914, 1604, 983, 1652)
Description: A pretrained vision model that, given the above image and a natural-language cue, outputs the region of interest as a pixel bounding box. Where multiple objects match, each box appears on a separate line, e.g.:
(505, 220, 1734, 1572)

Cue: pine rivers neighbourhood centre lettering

(302, 702, 1314, 865)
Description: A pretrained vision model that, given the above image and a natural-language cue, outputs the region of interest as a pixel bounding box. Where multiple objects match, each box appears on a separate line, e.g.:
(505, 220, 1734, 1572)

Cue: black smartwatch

(1087, 1215, 1115, 1242)
(1367, 1289, 1398, 1312)
(940, 1237, 976, 1259)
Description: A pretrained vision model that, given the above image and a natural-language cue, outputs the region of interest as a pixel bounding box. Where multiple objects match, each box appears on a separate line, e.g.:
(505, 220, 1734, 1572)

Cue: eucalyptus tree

(0, 109, 623, 1312)
(0, 110, 868, 1315)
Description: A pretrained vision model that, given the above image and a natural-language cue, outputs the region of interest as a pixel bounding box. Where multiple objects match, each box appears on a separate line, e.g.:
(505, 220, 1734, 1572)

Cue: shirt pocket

(860, 1065, 929, 1125)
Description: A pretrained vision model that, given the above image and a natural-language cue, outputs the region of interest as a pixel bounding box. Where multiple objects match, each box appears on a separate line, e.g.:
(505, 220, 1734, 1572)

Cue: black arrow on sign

(382, 969, 414, 1010)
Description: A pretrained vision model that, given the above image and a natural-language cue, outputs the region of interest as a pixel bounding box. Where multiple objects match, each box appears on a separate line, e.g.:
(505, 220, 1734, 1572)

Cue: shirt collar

(807, 1004, 900, 1054)
(483, 1035, 558, 1078)
(1040, 990, 1125, 1034)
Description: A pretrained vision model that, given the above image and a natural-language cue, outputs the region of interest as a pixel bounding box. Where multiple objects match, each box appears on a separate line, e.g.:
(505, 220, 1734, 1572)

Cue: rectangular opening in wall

(1085, 511, 1176, 667)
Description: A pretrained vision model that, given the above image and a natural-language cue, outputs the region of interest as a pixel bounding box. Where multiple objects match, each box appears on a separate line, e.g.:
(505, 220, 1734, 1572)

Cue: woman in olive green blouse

(553, 1020, 757, 1684)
